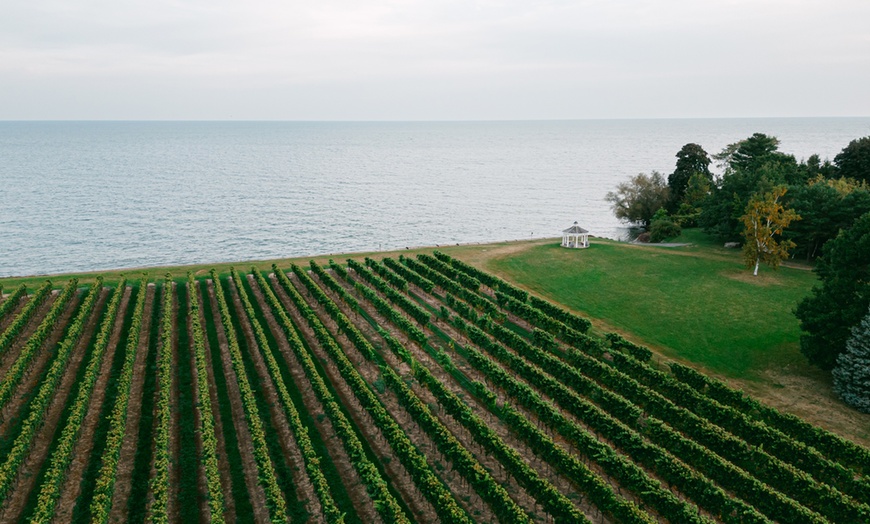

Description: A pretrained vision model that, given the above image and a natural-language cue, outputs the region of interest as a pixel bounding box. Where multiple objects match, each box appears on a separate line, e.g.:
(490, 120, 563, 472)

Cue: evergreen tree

(833, 306, 870, 413)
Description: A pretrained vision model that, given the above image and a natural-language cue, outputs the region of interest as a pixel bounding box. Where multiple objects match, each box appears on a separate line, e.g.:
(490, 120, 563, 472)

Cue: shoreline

(0, 236, 569, 288)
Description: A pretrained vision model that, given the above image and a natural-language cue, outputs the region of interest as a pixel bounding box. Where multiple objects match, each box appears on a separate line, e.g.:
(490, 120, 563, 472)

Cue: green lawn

(486, 237, 819, 379)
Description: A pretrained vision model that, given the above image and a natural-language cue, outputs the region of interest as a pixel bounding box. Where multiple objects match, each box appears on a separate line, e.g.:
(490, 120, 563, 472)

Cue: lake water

(2, 118, 869, 277)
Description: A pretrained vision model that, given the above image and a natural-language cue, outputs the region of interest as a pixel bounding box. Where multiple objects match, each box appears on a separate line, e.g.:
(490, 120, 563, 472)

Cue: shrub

(650, 219, 682, 243)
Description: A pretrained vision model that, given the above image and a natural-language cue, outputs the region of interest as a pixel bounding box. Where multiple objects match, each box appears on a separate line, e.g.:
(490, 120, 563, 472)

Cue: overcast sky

(2, 0, 869, 120)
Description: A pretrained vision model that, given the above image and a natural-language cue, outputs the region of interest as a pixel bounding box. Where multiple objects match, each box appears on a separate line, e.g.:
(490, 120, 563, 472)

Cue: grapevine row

(0, 284, 27, 324)
(450, 311, 794, 524)
(187, 274, 227, 522)
(32, 278, 125, 521)
(433, 250, 870, 506)
(210, 270, 289, 523)
(364, 257, 408, 291)
(382, 257, 434, 293)
(333, 261, 427, 345)
(0, 278, 99, 508)
(300, 262, 533, 524)
(0, 281, 52, 358)
(232, 268, 344, 523)
(431, 258, 862, 523)
(0, 279, 79, 412)
(345, 259, 431, 325)
(435, 250, 870, 481)
(277, 264, 474, 524)
(89, 276, 149, 524)
(449, 291, 855, 523)
(668, 361, 870, 474)
(604, 350, 870, 506)
(432, 250, 593, 333)
(320, 261, 626, 523)
(149, 278, 174, 523)
(252, 267, 411, 524)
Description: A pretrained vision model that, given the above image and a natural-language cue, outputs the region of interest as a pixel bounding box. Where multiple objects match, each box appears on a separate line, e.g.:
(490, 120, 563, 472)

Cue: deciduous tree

(741, 186, 800, 276)
(605, 171, 669, 226)
(795, 212, 870, 369)
(834, 136, 870, 184)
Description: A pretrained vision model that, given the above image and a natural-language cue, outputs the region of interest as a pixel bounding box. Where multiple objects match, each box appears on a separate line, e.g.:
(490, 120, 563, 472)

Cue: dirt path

(227, 276, 322, 523)
(108, 283, 156, 524)
(270, 272, 432, 524)
(0, 293, 58, 381)
(195, 283, 237, 523)
(52, 286, 132, 524)
(0, 292, 78, 438)
(0, 288, 109, 523)
(206, 279, 272, 524)
(247, 273, 377, 524)
(295, 272, 498, 523)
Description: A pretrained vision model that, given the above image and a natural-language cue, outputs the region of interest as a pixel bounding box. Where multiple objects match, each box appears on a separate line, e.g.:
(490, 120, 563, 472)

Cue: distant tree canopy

(795, 212, 870, 370)
(834, 136, 870, 184)
(605, 171, 669, 227)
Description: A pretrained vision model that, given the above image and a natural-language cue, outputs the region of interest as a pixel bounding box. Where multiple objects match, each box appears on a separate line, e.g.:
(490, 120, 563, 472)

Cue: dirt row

(206, 279, 273, 524)
(194, 282, 237, 523)
(334, 267, 634, 522)
(267, 273, 409, 524)
(311, 270, 558, 522)
(226, 276, 325, 522)
(53, 285, 133, 524)
(290, 271, 499, 523)
(0, 291, 77, 439)
(0, 288, 108, 522)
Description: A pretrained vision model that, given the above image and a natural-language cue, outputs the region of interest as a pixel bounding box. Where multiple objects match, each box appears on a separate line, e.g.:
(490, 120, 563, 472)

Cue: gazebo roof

(563, 221, 588, 234)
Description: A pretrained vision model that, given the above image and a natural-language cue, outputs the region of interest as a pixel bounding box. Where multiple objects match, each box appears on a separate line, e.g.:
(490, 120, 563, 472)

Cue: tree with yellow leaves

(742, 186, 801, 276)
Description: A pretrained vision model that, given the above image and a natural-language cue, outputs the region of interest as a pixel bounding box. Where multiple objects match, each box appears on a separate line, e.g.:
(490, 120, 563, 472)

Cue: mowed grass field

(484, 233, 817, 379)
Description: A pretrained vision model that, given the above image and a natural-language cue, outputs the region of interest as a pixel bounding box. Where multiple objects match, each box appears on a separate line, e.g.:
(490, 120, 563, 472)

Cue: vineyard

(0, 252, 867, 523)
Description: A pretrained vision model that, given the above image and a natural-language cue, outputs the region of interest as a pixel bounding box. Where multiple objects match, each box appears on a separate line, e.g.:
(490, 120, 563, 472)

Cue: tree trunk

(753, 259, 760, 276)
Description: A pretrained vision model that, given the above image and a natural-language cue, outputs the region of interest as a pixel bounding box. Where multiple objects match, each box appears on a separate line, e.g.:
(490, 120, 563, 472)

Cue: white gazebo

(561, 221, 589, 248)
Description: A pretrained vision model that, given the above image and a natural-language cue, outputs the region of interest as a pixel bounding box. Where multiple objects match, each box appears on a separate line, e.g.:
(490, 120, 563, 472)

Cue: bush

(650, 219, 682, 243)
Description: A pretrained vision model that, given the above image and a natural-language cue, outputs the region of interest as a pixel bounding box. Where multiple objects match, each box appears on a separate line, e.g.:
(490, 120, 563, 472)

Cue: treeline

(608, 133, 870, 411)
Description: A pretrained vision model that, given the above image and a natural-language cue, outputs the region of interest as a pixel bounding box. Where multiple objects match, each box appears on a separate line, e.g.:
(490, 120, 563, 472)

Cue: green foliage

(701, 133, 801, 241)
(668, 143, 712, 211)
(786, 179, 870, 260)
(605, 171, 670, 226)
(741, 186, 800, 275)
(833, 306, 870, 413)
(649, 218, 682, 243)
(834, 136, 870, 183)
(796, 212, 870, 370)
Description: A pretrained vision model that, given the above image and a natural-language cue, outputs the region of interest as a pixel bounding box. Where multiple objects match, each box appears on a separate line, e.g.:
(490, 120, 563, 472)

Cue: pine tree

(833, 306, 870, 413)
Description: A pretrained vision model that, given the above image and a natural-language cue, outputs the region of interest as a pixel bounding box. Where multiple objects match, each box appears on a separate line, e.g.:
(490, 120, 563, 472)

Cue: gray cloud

(1, 0, 868, 119)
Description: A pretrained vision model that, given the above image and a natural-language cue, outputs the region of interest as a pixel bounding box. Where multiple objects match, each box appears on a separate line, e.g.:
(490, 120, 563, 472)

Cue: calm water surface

(1, 119, 869, 277)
